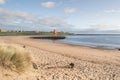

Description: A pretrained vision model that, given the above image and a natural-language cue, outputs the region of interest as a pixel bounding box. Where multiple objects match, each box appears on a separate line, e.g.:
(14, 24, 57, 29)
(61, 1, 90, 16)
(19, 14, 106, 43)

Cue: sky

(0, 0, 120, 33)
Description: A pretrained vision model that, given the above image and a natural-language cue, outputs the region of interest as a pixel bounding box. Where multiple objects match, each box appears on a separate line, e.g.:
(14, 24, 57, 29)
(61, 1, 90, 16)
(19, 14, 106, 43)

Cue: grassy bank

(0, 31, 74, 36)
(0, 42, 32, 72)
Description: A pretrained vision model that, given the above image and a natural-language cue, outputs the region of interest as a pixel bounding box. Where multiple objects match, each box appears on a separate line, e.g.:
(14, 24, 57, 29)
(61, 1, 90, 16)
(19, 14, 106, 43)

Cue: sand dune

(0, 36, 120, 80)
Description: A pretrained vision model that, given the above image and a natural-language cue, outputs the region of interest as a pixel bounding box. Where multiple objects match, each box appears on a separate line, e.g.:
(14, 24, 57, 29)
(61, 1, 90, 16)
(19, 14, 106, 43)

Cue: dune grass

(0, 42, 32, 72)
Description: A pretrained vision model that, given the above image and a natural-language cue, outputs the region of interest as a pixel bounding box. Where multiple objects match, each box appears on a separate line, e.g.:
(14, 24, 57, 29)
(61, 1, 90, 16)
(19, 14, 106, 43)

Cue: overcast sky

(0, 0, 120, 33)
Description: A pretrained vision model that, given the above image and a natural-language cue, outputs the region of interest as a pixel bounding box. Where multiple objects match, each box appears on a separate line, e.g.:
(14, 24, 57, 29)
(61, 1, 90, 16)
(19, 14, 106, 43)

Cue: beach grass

(0, 42, 32, 72)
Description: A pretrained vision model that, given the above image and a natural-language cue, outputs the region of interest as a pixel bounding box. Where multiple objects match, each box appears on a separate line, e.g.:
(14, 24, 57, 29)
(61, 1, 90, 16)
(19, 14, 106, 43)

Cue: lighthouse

(53, 29, 57, 36)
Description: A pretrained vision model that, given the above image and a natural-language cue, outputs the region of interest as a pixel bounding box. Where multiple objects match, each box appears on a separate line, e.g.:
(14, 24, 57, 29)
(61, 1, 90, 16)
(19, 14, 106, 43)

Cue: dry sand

(0, 36, 120, 80)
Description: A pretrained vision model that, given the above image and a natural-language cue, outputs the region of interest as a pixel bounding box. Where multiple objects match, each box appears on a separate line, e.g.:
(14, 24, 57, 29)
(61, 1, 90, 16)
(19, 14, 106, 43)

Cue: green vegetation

(0, 43, 32, 72)
(0, 31, 74, 36)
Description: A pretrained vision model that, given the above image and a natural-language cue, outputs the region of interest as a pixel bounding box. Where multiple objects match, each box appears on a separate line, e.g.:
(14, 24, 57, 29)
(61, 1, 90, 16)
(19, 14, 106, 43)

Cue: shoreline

(1, 35, 120, 50)
(1, 36, 120, 65)
(33, 35, 120, 50)
(35, 38, 120, 51)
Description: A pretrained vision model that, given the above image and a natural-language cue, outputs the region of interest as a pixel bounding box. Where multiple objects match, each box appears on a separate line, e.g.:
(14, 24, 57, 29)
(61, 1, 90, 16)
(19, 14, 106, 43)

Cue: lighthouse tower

(53, 29, 57, 36)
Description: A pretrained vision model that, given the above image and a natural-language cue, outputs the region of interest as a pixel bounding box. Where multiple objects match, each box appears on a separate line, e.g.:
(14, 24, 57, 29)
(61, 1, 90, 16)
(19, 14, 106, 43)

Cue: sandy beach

(0, 36, 120, 80)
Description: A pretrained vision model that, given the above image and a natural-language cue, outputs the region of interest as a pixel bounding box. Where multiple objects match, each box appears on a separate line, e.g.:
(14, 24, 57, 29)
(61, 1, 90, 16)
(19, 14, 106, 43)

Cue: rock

(69, 63, 74, 68)
(32, 62, 38, 69)
(23, 45, 26, 48)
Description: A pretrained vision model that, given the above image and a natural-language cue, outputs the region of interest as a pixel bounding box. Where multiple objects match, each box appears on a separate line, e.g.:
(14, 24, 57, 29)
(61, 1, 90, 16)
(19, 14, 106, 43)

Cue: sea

(40, 35, 120, 50)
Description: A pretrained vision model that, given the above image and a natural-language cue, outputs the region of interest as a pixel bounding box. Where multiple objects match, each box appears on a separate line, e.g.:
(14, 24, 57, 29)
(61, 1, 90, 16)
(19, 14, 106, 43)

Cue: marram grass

(0, 42, 32, 72)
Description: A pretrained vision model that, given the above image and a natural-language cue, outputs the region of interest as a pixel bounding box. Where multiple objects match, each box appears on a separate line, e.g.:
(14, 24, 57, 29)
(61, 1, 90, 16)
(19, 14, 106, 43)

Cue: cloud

(33, 17, 73, 29)
(104, 9, 120, 14)
(73, 24, 120, 34)
(0, 8, 37, 24)
(41, 1, 56, 8)
(0, 8, 73, 31)
(64, 8, 76, 14)
(0, 0, 6, 5)
(89, 24, 120, 31)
